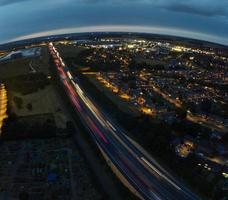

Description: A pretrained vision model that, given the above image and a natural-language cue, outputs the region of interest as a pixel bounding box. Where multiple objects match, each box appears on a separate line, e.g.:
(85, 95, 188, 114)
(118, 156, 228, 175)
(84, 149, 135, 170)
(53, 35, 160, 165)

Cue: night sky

(0, 0, 228, 45)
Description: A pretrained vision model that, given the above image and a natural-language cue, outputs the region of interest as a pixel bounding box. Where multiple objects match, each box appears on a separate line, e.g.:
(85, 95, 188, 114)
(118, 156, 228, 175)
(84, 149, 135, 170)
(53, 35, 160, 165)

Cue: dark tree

(26, 103, 33, 111)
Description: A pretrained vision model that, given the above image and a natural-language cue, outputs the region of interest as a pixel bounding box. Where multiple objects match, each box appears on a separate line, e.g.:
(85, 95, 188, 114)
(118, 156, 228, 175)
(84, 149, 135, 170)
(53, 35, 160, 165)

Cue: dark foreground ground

(0, 137, 104, 200)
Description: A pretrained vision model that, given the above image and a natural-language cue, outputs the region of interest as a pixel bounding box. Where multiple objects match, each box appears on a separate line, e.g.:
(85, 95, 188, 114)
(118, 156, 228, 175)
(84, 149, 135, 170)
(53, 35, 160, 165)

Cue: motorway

(48, 42, 201, 200)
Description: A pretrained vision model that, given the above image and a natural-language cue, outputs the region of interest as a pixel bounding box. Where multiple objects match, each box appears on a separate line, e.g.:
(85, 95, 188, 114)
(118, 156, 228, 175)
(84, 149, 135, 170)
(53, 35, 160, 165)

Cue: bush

(13, 96, 23, 109)
(26, 103, 33, 111)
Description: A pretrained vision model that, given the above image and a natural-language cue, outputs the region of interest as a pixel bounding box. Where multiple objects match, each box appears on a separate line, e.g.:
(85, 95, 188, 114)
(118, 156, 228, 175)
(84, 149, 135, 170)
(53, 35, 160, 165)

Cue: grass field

(9, 84, 70, 129)
(85, 73, 140, 117)
(56, 44, 86, 59)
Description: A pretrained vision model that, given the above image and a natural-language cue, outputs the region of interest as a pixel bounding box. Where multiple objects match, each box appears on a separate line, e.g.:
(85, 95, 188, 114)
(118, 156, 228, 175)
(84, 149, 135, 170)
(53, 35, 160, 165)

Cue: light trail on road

(48, 42, 201, 200)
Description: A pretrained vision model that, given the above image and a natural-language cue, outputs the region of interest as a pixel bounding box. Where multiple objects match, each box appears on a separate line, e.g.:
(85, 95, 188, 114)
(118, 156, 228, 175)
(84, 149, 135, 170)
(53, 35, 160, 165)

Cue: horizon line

(1, 25, 227, 46)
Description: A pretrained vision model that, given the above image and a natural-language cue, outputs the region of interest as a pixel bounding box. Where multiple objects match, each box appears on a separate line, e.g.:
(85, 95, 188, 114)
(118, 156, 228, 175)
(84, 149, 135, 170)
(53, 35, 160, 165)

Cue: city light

(0, 84, 8, 135)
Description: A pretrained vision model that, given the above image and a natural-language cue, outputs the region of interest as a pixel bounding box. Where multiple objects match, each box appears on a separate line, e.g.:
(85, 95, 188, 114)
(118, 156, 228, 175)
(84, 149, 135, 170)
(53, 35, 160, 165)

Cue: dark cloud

(0, 0, 29, 6)
(2, 0, 226, 19)
(162, 3, 228, 17)
(76, 0, 228, 17)
(80, 0, 228, 17)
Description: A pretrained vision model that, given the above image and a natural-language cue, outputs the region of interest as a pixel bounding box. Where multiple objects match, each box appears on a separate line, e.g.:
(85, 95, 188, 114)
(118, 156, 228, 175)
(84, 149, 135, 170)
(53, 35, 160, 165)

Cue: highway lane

(55, 59, 156, 199)
(67, 79, 159, 200)
(68, 73, 178, 199)
(71, 81, 185, 200)
(96, 110, 198, 199)
(74, 88, 172, 200)
(68, 68, 198, 200)
(48, 43, 200, 200)
(72, 78, 199, 200)
(65, 81, 156, 200)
